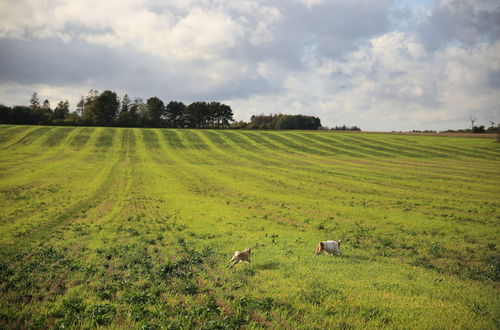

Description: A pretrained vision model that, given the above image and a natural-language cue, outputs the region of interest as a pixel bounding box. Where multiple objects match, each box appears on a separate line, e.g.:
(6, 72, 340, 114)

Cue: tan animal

(315, 240, 341, 255)
(228, 248, 251, 267)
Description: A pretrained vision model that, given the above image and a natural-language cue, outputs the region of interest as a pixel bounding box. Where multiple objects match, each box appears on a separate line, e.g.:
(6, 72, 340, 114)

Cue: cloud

(0, 0, 498, 131)
(227, 31, 500, 131)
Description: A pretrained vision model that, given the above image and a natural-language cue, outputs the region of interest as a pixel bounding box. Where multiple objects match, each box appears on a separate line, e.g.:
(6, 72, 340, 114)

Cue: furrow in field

(152, 131, 499, 266)
(203, 130, 289, 167)
(285, 132, 371, 158)
(0, 126, 51, 149)
(158, 132, 449, 228)
(302, 132, 397, 158)
(180, 129, 210, 150)
(330, 133, 448, 158)
(0, 125, 35, 145)
(291, 132, 500, 178)
(327, 134, 424, 158)
(347, 134, 465, 159)
(298, 132, 385, 158)
(140, 130, 495, 217)
(195, 131, 497, 209)
(372, 134, 499, 159)
(149, 130, 307, 227)
(0, 127, 86, 177)
(0, 128, 123, 248)
(161, 129, 186, 149)
(202, 132, 498, 223)
(6, 127, 83, 166)
(0, 128, 143, 318)
(42, 127, 75, 147)
(0, 127, 102, 183)
(240, 130, 294, 153)
(208, 131, 499, 201)
(262, 131, 329, 155)
(132, 132, 313, 328)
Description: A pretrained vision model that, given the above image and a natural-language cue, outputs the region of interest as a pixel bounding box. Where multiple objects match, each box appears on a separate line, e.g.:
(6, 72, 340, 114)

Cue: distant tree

(0, 104, 12, 123)
(117, 95, 141, 127)
(486, 123, 500, 134)
(130, 98, 143, 127)
(81, 90, 100, 125)
(331, 125, 361, 131)
(30, 92, 40, 110)
(249, 114, 279, 129)
(76, 97, 85, 116)
(53, 100, 70, 120)
(229, 120, 248, 129)
(92, 90, 119, 126)
(472, 125, 486, 133)
(11, 106, 33, 124)
(185, 102, 209, 128)
(121, 94, 131, 113)
(42, 99, 51, 111)
(219, 103, 234, 128)
(145, 96, 165, 127)
(208, 102, 234, 128)
(39, 99, 53, 123)
(166, 101, 186, 128)
(274, 114, 321, 130)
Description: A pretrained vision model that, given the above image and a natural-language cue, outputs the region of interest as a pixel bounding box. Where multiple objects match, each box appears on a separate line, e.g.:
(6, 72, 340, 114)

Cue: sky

(0, 0, 499, 131)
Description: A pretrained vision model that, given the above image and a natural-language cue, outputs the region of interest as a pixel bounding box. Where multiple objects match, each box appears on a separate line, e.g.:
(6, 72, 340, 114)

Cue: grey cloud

(0, 38, 125, 85)
(0, 0, 498, 131)
(417, 1, 500, 51)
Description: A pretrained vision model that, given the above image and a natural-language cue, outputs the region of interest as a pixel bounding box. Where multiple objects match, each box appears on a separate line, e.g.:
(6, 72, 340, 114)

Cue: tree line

(0, 90, 235, 128)
(0, 91, 328, 130)
(232, 114, 323, 130)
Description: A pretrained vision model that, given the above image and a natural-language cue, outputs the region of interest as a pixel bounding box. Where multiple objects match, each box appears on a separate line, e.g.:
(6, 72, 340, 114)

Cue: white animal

(315, 240, 341, 255)
(228, 248, 252, 267)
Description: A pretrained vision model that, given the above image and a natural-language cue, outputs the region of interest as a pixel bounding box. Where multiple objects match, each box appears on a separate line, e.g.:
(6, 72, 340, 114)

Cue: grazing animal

(228, 248, 251, 267)
(315, 240, 341, 255)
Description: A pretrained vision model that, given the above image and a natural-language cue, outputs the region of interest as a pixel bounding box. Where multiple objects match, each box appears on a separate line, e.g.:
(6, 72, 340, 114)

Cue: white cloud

(0, 0, 498, 131)
(228, 30, 500, 131)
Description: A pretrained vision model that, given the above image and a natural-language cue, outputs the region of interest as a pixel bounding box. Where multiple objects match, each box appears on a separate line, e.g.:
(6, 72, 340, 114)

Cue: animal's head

(337, 240, 342, 248)
(315, 242, 324, 255)
(244, 248, 252, 255)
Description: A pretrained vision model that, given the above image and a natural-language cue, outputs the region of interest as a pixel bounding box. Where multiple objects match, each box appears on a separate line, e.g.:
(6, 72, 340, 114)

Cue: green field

(0, 125, 499, 329)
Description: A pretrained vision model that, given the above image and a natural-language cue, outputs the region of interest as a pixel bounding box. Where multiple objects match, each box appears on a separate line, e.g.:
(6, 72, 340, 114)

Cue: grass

(0, 125, 499, 329)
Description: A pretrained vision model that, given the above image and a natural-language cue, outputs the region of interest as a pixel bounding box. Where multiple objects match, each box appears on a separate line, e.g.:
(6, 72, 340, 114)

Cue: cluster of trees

(0, 91, 234, 128)
(328, 125, 361, 131)
(231, 114, 322, 130)
(0, 91, 334, 130)
(0, 94, 72, 126)
(440, 126, 499, 134)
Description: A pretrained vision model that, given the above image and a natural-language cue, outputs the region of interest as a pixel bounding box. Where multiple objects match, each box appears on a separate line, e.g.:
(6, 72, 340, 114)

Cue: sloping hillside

(0, 125, 499, 328)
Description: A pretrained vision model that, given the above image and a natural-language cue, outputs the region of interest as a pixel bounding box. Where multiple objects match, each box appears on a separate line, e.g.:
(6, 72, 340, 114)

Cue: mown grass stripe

(241, 131, 291, 153)
(161, 129, 186, 149)
(289, 132, 367, 157)
(42, 127, 74, 147)
(264, 131, 328, 155)
(141, 128, 161, 149)
(69, 127, 93, 148)
(373, 134, 499, 159)
(201, 130, 235, 152)
(177, 129, 209, 150)
(95, 127, 117, 148)
(0, 125, 34, 145)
